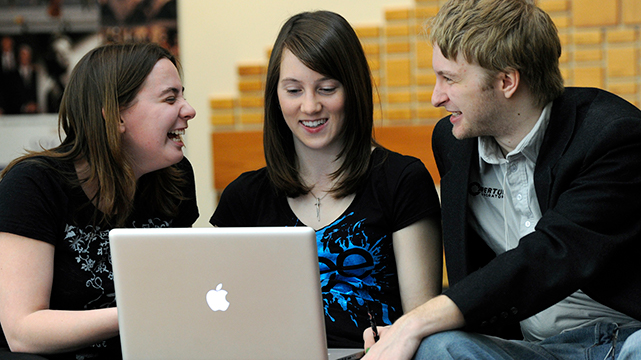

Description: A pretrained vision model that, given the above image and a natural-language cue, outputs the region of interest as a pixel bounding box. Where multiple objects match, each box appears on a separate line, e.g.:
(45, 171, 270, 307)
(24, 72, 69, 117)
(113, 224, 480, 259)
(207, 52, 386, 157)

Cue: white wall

(178, 0, 413, 227)
(0, 114, 60, 168)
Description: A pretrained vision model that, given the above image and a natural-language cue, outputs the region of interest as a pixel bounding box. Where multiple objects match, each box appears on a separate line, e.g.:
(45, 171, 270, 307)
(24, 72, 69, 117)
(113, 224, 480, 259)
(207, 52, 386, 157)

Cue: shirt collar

(478, 102, 553, 166)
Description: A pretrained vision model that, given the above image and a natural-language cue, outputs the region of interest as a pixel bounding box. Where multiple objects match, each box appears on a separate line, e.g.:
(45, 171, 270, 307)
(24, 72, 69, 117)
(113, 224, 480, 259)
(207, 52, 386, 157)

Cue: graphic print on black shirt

(61, 218, 173, 311)
(64, 223, 116, 309)
(313, 211, 400, 340)
(55, 218, 173, 358)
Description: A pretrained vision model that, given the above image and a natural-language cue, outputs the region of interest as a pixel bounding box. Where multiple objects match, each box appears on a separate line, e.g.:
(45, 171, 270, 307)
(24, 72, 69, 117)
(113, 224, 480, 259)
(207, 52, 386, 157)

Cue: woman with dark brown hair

(0, 42, 198, 359)
(210, 10, 442, 348)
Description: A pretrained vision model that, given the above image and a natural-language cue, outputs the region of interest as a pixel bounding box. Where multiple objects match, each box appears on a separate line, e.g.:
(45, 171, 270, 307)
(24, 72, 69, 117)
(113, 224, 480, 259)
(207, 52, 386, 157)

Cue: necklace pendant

(315, 198, 321, 222)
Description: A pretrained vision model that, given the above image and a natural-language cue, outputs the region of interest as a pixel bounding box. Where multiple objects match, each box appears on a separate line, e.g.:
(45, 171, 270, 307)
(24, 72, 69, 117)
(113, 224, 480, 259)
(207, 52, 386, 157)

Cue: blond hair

(429, 0, 564, 106)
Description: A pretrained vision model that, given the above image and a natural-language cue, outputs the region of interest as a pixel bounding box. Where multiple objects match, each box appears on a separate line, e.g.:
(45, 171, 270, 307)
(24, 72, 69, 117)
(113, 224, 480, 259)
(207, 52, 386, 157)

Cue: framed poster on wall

(0, 0, 178, 168)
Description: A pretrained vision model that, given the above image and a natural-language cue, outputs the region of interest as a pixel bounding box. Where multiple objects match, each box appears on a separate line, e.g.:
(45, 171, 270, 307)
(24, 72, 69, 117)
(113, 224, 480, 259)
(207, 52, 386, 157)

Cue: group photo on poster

(0, 0, 178, 115)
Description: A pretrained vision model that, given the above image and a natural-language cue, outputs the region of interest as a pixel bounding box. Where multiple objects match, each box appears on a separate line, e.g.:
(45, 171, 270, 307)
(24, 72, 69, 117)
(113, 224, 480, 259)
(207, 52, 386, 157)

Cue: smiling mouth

(168, 129, 185, 143)
(300, 119, 327, 128)
(450, 111, 462, 117)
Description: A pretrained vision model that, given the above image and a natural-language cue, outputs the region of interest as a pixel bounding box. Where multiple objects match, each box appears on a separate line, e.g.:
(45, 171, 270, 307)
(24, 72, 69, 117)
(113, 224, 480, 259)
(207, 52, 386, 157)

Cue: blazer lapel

(440, 137, 476, 282)
(535, 91, 577, 212)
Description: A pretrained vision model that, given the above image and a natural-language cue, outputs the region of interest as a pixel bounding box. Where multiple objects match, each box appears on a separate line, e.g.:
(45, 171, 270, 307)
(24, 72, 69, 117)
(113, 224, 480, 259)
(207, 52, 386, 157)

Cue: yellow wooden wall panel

(368, 57, 381, 71)
(575, 49, 602, 62)
(372, 74, 381, 88)
(210, 98, 234, 110)
(239, 111, 263, 124)
(415, 6, 439, 19)
(574, 30, 603, 45)
(374, 125, 438, 181)
(386, 24, 410, 37)
(560, 67, 571, 82)
(558, 32, 571, 46)
(417, 106, 443, 120)
(622, 0, 641, 24)
(237, 64, 266, 76)
(239, 96, 263, 109)
(606, 29, 637, 43)
(607, 48, 638, 77)
(413, 24, 428, 37)
(387, 91, 412, 103)
(551, 15, 570, 29)
(212, 131, 265, 190)
(386, 58, 412, 86)
(386, 108, 412, 120)
(572, 0, 618, 27)
(538, 0, 570, 12)
(385, 8, 411, 20)
(573, 67, 604, 87)
(373, 108, 383, 121)
(416, 41, 433, 68)
(210, 114, 234, 126)
(416, 90, 431, 103)
(354, 26, 380, 38)
(608, 82, 637, 95)
(416, 73, 436, 85)
(362, 43, 381, 56)
(386, 42, 411, 54)
(238, 79, 263, 92)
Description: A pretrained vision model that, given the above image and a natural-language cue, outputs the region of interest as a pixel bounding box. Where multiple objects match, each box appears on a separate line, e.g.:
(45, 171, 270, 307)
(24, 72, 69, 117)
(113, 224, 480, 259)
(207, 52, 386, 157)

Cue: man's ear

(500, 69, 520, 99)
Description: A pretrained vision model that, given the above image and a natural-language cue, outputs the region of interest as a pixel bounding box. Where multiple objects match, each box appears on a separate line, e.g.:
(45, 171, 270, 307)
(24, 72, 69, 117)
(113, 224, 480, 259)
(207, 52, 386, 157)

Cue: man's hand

(362, 318, 422, 360)
(362, 295, 466, 360)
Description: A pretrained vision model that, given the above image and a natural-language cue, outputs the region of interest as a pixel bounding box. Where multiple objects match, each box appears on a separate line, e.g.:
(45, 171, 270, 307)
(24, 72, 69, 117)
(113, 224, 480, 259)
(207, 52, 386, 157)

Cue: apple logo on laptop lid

(206, 283, 230, 311)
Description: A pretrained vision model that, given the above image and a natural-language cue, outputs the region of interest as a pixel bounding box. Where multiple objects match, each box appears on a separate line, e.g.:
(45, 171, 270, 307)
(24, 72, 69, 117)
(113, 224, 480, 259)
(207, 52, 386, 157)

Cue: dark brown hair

(263, 10, 379, 198)
(1, 42, 186, 226)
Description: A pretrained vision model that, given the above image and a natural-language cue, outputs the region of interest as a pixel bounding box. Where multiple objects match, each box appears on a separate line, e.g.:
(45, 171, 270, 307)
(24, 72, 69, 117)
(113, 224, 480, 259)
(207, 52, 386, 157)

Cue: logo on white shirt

(468, 182, 503, 198)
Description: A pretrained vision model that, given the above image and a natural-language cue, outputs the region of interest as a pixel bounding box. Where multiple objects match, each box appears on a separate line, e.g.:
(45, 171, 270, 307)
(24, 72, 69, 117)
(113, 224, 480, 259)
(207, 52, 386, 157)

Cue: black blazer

(433, 87, 641, 337)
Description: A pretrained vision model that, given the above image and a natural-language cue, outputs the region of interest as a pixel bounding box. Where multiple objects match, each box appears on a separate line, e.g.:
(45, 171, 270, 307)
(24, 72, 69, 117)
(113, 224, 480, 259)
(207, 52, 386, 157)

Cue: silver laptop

(109, 227, 364, 360)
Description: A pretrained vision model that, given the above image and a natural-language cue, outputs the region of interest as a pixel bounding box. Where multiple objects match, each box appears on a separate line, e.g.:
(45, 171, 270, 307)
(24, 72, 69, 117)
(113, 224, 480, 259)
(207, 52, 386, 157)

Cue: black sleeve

(389, 156, 441, 231)
(209, 169, 270, 227)
(0, 160, 68, 244)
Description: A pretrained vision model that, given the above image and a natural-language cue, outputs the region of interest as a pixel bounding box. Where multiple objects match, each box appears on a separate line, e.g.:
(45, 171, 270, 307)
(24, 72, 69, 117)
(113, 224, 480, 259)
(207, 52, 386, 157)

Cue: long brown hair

(1, 42, 186, 226)
(263, 10, 379, 198)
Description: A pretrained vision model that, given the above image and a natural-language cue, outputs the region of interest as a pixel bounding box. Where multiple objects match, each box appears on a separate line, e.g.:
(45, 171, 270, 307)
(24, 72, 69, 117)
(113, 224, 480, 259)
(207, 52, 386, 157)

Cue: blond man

(362, 0, 641, 359)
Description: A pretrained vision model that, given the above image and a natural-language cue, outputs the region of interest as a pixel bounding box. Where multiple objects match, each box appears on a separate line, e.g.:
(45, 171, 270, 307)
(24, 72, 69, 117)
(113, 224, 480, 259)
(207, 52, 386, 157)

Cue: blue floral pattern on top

(316, 212, 396, 328)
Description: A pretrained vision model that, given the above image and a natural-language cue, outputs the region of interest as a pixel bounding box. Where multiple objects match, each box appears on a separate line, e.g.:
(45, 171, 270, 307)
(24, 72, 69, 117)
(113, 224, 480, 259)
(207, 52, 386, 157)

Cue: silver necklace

(309, 190, 330, 222)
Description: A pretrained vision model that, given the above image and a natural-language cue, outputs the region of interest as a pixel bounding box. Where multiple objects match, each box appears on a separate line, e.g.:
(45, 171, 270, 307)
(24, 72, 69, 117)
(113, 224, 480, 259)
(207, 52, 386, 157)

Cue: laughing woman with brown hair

(0, 42, 199, 359)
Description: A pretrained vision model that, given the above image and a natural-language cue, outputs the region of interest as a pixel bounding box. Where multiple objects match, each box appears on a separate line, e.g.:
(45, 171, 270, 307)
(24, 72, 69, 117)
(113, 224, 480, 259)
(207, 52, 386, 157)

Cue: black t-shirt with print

(0, 156, 199, 360)
(210, 147, 441, 348)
